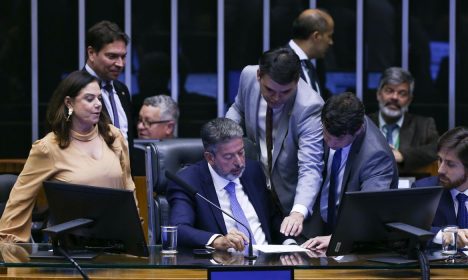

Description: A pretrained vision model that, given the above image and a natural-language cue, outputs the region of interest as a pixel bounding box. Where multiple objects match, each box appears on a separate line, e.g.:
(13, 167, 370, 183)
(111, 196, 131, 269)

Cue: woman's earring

(66, 108, 73, 122)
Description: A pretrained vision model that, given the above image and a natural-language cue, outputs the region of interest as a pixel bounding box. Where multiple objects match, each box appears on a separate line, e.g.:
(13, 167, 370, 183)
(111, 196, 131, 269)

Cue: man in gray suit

(226, 48, 324, 239)
(302, 92, 398, 250)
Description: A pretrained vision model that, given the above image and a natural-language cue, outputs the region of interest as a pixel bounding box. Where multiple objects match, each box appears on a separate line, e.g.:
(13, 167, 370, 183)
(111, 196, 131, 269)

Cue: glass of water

(161, 225, 178, 254)
(442, 225, 458, 261)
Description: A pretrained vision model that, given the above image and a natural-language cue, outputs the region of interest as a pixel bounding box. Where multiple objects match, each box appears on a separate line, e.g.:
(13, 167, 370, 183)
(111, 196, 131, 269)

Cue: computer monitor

(208, 267, 293, 280)
(41, 181, 148, 258)
(327, 186, 443, 257)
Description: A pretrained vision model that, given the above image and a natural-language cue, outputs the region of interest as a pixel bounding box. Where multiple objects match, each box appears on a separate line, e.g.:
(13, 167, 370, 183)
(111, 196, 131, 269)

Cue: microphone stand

(165, 171, 257, 260)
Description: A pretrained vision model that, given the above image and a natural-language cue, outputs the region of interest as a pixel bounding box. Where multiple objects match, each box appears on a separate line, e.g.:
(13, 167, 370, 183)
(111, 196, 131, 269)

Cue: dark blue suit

(167, 159, 285, 248)
(413, 176, 456, 233)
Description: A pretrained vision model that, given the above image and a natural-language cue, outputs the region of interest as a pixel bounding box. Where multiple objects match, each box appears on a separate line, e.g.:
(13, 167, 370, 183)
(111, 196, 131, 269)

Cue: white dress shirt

(206, 163, 267, 246)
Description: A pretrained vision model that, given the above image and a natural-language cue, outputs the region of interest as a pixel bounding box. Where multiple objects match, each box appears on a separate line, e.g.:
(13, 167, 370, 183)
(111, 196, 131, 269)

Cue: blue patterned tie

(103, 82, 120, 128)
(456, 193, 468, 229)
(384, 123, 398, 145)
(327, 148, 342, 229)
(224, 182, 255, 244)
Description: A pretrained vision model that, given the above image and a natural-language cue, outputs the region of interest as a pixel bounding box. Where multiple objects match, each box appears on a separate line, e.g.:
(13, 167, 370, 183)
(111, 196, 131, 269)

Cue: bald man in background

(287, 9, 334, 99)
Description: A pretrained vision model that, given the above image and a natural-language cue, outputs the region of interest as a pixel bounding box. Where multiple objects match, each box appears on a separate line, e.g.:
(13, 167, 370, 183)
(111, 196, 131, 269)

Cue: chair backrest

(0, 174, 17, 217)
(149, 137, 259, 193)
(146, 139, 204, 245)
(148, 138, 205, 195)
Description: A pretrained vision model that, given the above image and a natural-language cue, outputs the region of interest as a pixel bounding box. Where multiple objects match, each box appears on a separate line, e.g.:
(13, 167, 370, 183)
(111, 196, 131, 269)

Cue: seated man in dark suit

(167, 118, 289, 251)
(302, 92, 398, 250)
(413, 126, 468, 246)
(369, 67, 439, 175)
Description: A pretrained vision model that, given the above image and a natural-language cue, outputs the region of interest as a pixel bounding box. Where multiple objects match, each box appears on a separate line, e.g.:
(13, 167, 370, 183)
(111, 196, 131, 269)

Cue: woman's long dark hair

(46, 71, 115, 149)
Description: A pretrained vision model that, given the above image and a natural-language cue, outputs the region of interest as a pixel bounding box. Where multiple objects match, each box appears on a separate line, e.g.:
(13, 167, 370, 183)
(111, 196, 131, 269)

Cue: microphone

(165, 170, 257, 260)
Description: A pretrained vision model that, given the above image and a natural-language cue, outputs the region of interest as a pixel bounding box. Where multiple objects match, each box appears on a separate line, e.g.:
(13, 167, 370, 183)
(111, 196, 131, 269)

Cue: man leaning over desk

(167, 118, 290, 251)
(302, 92, 398, 251)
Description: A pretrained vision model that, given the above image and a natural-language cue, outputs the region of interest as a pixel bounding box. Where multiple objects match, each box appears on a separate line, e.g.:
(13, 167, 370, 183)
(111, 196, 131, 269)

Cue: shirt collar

(288, 40, 309, 60)
(450, 187, 468, 201)
(378, 111, 404, 129)
(207, 162, 241, 192)
(85, 64, 113, 88)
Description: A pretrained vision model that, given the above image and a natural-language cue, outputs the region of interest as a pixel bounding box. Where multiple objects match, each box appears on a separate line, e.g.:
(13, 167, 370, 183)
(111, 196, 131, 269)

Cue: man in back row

(369, 67, 439, 174)
(226, 48, 324, 240)
(83, 20, 136, 172)
(288, 8, 334, 99)
(137, 95, 179, 140)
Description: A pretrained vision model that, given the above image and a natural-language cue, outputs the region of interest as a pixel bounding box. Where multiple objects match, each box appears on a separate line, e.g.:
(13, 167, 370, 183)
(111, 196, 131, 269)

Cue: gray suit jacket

(309, 117, 399, 237)
(226, 65, 324, 223)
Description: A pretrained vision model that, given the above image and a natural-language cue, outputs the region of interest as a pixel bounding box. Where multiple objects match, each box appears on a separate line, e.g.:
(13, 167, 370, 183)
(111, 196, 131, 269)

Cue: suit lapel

(399, 113, 413, 149)
(340, 122, 366, 200)
(200, 163, 228, 234)
(251, 84, 261, 145)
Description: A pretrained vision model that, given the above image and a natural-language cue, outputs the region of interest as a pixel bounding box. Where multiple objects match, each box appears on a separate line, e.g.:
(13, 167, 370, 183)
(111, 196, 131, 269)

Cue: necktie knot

(225, 182, 236, 194)
(103, 82, 113, 93)
(457, 193, 467, 204)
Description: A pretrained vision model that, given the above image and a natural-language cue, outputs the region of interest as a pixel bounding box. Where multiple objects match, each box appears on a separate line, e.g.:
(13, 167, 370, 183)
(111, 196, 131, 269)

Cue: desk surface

(1, 244, 467, 279)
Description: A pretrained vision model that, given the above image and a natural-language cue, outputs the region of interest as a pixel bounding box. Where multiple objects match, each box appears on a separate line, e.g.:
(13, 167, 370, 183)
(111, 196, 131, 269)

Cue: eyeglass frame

(137, 119, 173, 129)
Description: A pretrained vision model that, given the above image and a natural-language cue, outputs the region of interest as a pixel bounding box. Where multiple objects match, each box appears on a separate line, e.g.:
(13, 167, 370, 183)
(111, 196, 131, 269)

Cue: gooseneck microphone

(165, 170, 257, 260)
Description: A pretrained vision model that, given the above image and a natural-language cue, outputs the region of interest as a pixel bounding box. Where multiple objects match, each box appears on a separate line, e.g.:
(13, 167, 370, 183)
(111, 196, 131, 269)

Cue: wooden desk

(1, 267, 468, 279)
(1, 244, 467, 279)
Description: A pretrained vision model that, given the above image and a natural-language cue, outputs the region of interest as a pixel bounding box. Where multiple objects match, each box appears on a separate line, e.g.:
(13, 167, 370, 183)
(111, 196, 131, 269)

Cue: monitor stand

(368, 251, 446, 265)
(30, 250, 97, 260)
(367, 222, 436, 280)
(30, 218, 97, 260)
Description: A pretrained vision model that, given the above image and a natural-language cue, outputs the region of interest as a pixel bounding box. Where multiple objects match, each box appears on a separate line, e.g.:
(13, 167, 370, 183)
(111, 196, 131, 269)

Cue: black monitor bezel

(43, 181, 148, 257)
(327, 186, 443, 256)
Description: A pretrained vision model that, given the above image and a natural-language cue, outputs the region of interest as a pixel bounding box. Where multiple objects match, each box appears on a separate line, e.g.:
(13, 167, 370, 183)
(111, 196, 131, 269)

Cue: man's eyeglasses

(137, 119, 172, 128)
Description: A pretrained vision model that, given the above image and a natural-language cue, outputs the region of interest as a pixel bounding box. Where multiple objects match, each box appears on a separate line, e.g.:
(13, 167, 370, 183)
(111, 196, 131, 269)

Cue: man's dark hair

(437, 126, 468, 169)
(258, 48, 300, 85)
(377, 67, 415, 96)
(291, 9, 332, 40)
(86, 21, 129, 53)
(321, 92, 365, 137)
(201, 118, 244, 154)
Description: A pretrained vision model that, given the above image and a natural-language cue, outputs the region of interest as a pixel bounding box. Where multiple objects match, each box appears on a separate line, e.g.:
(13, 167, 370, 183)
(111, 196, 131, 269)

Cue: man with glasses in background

(137, 95, 179, 140)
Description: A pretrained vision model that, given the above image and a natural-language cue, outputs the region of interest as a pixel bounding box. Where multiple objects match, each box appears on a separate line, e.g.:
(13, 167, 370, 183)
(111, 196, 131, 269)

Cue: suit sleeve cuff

(291, 204, 308, 218)
(206, 234, 223, 248)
